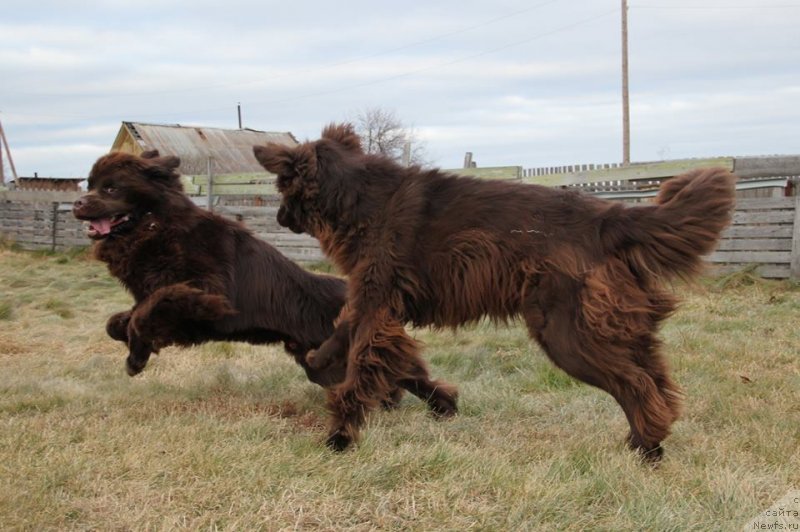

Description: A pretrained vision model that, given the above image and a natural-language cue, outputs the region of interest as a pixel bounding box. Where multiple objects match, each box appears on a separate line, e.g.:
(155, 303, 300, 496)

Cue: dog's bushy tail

(608, 167, 737, 282)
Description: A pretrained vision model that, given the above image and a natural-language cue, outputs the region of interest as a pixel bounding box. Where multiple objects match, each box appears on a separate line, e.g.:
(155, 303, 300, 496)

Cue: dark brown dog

(72, 150, 351, 386)
(254, 124, 736, 460)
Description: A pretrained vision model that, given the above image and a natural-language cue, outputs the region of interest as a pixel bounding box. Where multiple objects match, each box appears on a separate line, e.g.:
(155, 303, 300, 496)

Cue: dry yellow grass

(0, 248, 798, 530)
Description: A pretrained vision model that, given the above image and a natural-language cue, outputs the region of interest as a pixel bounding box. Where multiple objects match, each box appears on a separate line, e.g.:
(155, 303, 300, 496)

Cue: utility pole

(0, 117, 19, 185)
(237, 103, 242, 129)
(621, 0, 631, 166)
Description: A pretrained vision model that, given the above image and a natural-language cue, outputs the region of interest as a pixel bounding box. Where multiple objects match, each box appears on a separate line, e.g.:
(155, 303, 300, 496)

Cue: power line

(633, 4, 800, 9)
(4, 0, 564, 100)
(4, 8, 618, 124)
(240, 8, 620, 110)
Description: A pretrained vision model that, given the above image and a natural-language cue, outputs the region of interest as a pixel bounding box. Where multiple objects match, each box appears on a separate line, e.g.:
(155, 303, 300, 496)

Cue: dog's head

(72, 150, 183, 240)
(253, 123, 364, 236)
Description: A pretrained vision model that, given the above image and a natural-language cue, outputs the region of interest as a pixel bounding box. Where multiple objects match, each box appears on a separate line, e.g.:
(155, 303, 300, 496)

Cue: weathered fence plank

(733, 155, 800, 179)
(523, 157, 734, 187)
(715, 239, 792, 252)
(723, 226, 794, 239)
(523, 155, 800, 186)
(214, 205, 324, 262)
(711, 264, 791, 278)
(792, 193, 800, 278)
(708, 251, 792, 264)
(732, 211, 795, 225)
(734, 197, 796, 210)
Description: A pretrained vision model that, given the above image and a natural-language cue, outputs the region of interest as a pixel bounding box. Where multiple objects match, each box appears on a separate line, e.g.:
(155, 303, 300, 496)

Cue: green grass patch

(41, 298, 74, 319)
(0, 248, 797, 530)
(0, 301, 13, 320)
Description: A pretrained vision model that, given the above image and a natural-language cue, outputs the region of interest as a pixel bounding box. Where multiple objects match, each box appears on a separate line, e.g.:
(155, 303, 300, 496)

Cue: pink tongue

(91, 219, 112, 235)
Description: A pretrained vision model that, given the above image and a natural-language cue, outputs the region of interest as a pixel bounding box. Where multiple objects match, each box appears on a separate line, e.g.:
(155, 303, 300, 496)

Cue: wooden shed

(13, 175, 85, 192)
(111, 122, 298, 176)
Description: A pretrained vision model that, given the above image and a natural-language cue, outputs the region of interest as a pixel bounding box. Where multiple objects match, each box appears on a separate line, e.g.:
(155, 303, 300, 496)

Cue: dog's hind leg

(522, 271, 678, 463)
(396, 358, 458, 418)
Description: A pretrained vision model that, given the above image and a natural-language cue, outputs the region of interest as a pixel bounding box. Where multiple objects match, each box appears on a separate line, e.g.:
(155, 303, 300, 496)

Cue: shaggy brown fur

(72, 150, 353, 386)
(254, 124, 736, 460)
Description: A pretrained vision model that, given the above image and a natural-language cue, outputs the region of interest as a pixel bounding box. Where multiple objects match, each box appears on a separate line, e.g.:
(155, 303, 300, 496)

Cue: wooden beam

(722, 226, 793, 239)
(710, 264, 791, 279)
(708, 251, 792, 264)
(732, 210, 795, 225)
(0, 119, 20, 184)
(734, 155, 800, 179)
(716, 238, 792, 252)
(445, 166, 522, 180)
(791, 192, 800, 279)
(523, 157, 734, 187)
(189, 172, 274, 185)
(195, 183, 277, 196)
(0, 190, 81, 202)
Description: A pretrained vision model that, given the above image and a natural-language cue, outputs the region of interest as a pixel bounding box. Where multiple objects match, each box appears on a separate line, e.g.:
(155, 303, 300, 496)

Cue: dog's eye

(103, 186, 116, 194)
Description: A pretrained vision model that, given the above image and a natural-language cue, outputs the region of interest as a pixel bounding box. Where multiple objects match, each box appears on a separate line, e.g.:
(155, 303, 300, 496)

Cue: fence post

(51, 202, 58, 252)
(791, 190, 800, 279)
(206, 156, 214, 212)
(402, 141, 411, 167)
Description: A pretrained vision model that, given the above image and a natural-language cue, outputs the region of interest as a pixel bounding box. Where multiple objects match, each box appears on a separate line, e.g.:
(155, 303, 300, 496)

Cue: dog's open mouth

(85, 213, 132, 239)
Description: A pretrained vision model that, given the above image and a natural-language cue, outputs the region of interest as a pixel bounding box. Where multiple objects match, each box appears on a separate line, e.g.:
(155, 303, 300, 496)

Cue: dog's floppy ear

(253, 143, 317, 192)
(153, 155, 180, 172)
(138, 149, 180, 173)
(143, 153, 182, 187)
(321, 123, 362, 153)
(253, 143, 294, 176)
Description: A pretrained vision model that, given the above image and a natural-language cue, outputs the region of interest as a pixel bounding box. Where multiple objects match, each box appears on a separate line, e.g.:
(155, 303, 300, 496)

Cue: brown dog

(254, 124, 736, 460)
(72, 150, 351, 386)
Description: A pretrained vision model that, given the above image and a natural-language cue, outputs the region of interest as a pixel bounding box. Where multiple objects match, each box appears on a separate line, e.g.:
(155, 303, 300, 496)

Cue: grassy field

(0, 247, 798, 531)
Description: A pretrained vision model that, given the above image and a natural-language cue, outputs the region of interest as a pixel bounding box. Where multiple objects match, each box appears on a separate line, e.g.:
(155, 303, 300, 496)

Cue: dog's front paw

(325, 429, 354, 452)
(125, 335, 153, 377)
(125, 355, 147, 376)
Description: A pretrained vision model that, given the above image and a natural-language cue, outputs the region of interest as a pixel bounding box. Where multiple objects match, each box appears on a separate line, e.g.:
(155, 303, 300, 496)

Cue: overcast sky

(1, 0, 798, 177)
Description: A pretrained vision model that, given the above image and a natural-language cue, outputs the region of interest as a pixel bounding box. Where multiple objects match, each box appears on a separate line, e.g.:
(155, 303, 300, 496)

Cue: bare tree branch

(350, 107, 429, 166)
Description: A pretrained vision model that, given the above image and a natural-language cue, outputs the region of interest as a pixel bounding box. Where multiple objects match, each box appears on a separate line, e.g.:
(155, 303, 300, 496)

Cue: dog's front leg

(323, 307, 457, 451)
(121, 298, 162, 377)
(125, 332, 153, 376)
(121, 283, 235, 376)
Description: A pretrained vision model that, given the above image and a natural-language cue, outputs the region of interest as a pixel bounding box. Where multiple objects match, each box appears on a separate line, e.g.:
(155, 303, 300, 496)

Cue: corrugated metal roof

(112, 122, 298, 175)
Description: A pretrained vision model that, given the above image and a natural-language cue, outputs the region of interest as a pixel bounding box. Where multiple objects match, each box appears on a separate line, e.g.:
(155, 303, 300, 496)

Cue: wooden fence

(0, 190, 84, 251)
(0, 190, 325, 262)
(520, 156, 799, 201)
(1, 160, 799, 278)
(213, 205, 324, 262)
(712, 195, 800, 279)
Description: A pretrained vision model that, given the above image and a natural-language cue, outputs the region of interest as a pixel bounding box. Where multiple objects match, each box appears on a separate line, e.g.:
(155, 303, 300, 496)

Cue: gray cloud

(1, 0, 798, 177)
